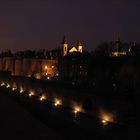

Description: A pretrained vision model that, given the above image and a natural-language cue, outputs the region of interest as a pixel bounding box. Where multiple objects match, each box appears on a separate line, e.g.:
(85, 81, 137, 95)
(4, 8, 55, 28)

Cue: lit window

(47, 77, 50, 80)
(44, 66, 48, 70)
(56, 73, 59, 76)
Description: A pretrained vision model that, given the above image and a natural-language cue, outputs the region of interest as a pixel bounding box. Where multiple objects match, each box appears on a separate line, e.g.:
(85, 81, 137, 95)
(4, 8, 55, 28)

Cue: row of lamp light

(1, 81, 81, 115)
(0, 80, 113, 126)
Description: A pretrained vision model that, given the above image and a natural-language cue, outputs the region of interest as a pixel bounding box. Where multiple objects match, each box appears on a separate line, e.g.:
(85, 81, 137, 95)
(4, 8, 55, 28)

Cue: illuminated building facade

(61, 37, 83, 56)
(0, 50, 59, 79)
(0, 37, 84, 80)
(110, 37, 130, 57)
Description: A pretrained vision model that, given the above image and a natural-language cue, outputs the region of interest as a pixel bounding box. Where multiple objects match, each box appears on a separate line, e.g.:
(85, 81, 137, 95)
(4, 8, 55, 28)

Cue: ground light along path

(0, 91, 63, 140)
(0, 80, 138, 140)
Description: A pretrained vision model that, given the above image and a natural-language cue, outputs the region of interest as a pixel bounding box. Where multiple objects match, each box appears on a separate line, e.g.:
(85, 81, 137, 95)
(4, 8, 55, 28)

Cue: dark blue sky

(0, 0, 140, 51)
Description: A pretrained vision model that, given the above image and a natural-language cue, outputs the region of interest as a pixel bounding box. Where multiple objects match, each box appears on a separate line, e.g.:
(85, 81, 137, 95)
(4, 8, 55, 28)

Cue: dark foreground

(0, 87, 139, 140)
(0, 90, 64, 140)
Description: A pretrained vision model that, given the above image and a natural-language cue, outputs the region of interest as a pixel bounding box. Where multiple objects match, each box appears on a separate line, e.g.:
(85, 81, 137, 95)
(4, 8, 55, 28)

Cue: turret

(62, 36, 68, 56)
(77, 41, 83, 53)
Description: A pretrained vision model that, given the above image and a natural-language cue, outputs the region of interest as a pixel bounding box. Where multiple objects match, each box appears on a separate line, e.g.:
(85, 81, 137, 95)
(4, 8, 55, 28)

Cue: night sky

(0, 0, 140, 52)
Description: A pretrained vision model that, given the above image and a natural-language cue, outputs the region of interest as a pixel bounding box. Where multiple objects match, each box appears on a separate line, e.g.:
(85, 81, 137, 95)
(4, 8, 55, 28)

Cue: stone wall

(0, 57, 58, 78)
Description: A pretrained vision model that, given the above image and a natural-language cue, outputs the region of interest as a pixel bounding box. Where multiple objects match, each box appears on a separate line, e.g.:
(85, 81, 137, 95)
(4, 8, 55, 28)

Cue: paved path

(0, 92, 62, 140)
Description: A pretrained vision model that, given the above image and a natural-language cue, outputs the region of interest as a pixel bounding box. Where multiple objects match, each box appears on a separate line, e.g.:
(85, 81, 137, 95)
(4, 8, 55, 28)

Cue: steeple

(62, 36, 68, 56)
(77, 41, 83, 53)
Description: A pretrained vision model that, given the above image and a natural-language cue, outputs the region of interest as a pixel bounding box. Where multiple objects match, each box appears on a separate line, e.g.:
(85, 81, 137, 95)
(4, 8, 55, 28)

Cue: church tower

(62, 36, 68, 56)
(77, 41, 83, 53)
